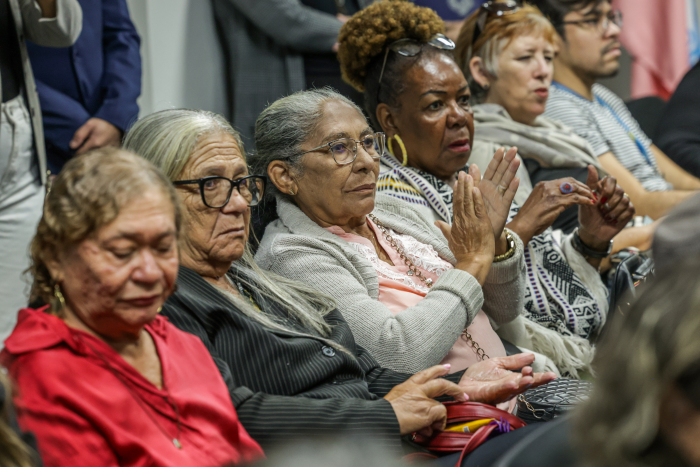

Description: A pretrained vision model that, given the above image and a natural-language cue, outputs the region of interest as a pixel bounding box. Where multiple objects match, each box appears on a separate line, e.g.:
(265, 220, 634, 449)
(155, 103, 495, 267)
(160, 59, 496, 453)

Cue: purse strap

(454, 423, 500, 467)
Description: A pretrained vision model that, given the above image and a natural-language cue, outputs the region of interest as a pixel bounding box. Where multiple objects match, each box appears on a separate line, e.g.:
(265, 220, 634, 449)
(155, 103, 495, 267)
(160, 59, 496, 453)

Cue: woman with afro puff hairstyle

(336, 0, 636, 378)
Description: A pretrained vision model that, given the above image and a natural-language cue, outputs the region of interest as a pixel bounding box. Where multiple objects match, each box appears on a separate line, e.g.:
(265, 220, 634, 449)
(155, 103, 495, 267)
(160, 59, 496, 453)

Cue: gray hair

(123, 109, 244, 180)
(124, 109, 340, 343)
(573, 265, 700, 467)
(250, 87, 366, 201)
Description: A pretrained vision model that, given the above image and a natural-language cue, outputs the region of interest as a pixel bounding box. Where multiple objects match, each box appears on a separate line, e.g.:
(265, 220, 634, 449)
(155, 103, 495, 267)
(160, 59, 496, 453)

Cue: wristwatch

(571, 228, 613, 259)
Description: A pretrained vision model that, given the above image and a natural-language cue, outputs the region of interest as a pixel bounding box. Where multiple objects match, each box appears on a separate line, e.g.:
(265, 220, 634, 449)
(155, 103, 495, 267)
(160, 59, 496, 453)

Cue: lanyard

(551, 82, 655, 167)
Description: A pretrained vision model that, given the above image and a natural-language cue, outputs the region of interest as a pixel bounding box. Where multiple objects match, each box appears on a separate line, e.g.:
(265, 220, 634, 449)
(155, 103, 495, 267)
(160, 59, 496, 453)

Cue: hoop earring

(53, 283, 66, 312)
(388, 135, 408, 166)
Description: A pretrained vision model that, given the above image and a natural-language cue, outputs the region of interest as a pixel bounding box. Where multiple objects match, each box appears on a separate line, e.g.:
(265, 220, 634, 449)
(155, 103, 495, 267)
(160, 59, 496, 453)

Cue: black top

(655, 62, 700, 178)
(0, 0, 23, 102)
(162, 265, 466, 452)
(301, 0, 359, 77)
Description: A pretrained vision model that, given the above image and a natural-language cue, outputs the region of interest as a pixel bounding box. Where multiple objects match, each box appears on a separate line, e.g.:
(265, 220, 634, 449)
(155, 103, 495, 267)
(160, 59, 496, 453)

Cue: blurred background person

(0, 0, 82, 345)
(2, 149, 264, 467)
(530, 0, 700, 220)
(211, 0, 373, 147)
(27, 0, 142, 174)
(574, 263, 700, 467)
(655, 62, 700, 179)
(411, 0, 486, 41)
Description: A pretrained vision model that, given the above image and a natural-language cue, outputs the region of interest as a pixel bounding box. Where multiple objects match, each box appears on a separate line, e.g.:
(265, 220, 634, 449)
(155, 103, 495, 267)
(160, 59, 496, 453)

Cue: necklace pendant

(407, 270, 414, 276)
(173, 438, 182, 449)
(425, 278, 433, 286)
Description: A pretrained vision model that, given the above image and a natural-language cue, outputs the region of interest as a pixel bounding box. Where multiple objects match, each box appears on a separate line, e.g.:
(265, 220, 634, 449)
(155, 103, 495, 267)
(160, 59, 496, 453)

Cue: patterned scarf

(378, 154, 606, 340)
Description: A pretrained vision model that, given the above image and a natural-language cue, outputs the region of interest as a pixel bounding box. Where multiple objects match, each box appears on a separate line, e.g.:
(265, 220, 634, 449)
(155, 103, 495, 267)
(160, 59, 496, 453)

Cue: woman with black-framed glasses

(123, 107, 554, 459)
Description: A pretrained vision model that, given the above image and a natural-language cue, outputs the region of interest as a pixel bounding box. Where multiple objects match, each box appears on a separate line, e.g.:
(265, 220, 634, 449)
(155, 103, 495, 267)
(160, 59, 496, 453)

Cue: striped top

(162, 265, 464, 453)
(545, 83, 672, 192)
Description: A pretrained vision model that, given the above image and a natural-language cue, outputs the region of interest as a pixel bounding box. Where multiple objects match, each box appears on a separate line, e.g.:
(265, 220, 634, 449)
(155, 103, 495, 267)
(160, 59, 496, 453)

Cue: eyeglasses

(378, 34, 455, 85)
(173, 174, 266, 208)
(561, 9, 623, 34)
(471, 1, 521, 48)
(299, 132, 386, 166)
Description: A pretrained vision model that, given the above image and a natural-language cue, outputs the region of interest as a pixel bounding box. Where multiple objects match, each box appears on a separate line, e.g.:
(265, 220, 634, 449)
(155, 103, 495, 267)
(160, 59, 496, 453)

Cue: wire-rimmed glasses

(561, 9, 623, 34)
(173, 174, 266, 208)
(299, 132, 386, 166)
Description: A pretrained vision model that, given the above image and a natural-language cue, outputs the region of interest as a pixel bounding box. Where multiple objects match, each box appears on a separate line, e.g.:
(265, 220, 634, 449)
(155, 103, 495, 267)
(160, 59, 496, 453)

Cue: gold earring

(388, 135, 408, 166)
(53, 283, 66, 311)
(157, 307, 162, 313)
(288, 189, 296, 196)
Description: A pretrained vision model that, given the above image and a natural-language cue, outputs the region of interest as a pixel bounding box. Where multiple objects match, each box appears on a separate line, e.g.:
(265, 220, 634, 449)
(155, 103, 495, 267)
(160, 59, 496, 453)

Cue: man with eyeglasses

(531, 0, 700, 221)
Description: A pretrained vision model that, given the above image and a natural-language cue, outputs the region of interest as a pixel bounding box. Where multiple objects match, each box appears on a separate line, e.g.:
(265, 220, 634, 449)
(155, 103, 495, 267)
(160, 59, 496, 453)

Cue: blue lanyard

(551, 82, 655, 167)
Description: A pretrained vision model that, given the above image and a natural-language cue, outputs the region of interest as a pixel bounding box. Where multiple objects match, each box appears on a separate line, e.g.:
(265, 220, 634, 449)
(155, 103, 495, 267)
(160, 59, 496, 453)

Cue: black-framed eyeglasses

(299, 132, 386, 166)
(378, 34, 455, 85)
(471, 1, 521, 49)
(173, 174, 266, 208)
(561, 9, 623, 34)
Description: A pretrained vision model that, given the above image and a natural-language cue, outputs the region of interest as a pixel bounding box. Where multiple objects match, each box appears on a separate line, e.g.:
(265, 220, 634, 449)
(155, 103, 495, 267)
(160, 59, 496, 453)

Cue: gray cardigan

(255, 195, 525, 374)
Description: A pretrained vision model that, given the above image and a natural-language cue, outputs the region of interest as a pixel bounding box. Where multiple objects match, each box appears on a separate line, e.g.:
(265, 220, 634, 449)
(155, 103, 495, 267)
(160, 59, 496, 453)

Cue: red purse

(408, 401, 526, 466)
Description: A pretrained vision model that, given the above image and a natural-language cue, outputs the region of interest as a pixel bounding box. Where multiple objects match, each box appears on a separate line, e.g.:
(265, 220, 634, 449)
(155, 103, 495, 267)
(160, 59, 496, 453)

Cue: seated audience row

(335, 0, 633, 376)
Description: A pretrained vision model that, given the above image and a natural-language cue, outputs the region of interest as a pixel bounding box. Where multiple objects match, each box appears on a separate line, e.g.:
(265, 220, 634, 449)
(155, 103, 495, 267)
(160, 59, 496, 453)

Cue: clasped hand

(434, 148, 520, 284)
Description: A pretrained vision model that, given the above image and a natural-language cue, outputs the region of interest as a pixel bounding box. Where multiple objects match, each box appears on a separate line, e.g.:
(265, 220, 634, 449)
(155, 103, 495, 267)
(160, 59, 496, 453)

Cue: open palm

(469, 147, 520, 241)
(458, 354, 557, 405)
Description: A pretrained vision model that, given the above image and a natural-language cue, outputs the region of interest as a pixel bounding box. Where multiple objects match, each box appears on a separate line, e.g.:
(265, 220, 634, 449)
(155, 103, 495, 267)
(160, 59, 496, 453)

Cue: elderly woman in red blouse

(1, 148, 264, 467)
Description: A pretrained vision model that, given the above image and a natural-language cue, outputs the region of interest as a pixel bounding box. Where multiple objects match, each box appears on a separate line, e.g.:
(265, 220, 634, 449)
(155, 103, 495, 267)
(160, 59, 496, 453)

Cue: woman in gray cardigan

(252, 88, 530, 376)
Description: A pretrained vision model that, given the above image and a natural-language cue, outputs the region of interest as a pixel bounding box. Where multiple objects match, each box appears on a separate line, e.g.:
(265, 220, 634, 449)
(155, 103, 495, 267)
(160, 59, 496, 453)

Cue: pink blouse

(325, 218, 506, 373)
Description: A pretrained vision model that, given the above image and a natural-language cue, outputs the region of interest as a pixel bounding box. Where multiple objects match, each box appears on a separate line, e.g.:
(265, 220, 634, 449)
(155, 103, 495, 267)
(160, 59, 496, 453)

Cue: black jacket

(162, 265, 463, 451)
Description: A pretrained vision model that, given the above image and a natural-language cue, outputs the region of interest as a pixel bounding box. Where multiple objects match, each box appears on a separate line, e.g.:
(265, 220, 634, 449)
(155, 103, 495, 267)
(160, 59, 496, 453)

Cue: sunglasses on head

(377, 33, 456, 85)
(471, 0, 522, 48)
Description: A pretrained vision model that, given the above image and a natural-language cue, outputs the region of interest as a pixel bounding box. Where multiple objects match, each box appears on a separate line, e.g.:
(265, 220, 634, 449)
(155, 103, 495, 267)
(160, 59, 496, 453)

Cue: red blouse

(2, 307, 264, 467)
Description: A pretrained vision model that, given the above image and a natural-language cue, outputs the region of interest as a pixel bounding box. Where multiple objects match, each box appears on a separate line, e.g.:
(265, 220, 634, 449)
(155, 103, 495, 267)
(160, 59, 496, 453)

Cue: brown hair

(29, 148, 182, 313)
(455, 3, 558, 101)
(337, 0, 446, 128)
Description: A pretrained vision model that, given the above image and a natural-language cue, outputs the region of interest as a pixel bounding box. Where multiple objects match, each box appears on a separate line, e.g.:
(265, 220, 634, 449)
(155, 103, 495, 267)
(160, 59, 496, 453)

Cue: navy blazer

(27, 0, 141, 171)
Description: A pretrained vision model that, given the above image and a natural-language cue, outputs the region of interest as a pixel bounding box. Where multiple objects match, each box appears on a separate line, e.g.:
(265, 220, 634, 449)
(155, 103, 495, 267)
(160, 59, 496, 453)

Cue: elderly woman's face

(54, 189, 178, 337)
(293, 100, 379, 226)
(486, 34, 555, 124)
(177, 132, 250, 267)
(388, 53, 474, 181)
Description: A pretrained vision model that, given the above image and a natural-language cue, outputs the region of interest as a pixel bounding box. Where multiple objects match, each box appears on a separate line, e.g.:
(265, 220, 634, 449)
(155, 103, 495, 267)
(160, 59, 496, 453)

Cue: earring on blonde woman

(387, 135, 408, 166)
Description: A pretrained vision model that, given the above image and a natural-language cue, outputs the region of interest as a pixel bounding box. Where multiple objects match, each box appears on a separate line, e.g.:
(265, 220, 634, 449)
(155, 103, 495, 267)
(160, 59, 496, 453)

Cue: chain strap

(517, 394, 547, 419)
(368, 214, 434, 288)
(462, 329, 489, 361)
(368, 214, 489, 361)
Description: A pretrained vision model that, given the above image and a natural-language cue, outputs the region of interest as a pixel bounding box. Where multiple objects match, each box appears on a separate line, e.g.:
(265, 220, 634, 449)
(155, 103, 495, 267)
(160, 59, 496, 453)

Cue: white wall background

(125, 0, 227, 118)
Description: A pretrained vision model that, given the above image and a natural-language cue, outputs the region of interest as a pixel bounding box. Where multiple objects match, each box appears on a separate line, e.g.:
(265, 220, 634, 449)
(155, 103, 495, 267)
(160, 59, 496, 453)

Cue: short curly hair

(337, 0, 446, 128)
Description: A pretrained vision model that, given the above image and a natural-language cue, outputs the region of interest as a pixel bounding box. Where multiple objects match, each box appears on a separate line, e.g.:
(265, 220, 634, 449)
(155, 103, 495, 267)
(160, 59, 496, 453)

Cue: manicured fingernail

(464, 393, 469, 401)
(600, 197, 608, 204)
(592, 193, 599, 202)
(590, 200, 595, 205)
(443, 364, 451, 370)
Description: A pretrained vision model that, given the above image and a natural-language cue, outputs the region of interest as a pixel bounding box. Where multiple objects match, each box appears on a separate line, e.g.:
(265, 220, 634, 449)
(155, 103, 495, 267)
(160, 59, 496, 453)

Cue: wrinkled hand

(507, 176, 596, 244)
(470, 147, 520, 243)
(70, 118, 122, 155)
(385, 364, 468, 437)
(579, 165, 635, 248)
(458, 354, 557, 405)
(435, 172, 494, 284)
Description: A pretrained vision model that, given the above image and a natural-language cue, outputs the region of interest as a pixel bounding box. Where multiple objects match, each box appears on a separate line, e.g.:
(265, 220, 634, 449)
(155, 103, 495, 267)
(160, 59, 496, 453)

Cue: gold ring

(497, 185, 507, 195)
(623, 192, 630, 199)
